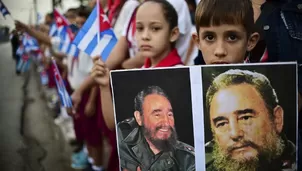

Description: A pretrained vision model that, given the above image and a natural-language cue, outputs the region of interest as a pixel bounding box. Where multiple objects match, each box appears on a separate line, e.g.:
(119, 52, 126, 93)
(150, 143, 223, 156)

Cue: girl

(105, 0, 192, 69)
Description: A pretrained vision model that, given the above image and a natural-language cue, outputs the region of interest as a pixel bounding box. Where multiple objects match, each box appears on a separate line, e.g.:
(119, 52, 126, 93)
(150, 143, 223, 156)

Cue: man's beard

(212, 129, 285, 171)
(142, 124, 178, 152)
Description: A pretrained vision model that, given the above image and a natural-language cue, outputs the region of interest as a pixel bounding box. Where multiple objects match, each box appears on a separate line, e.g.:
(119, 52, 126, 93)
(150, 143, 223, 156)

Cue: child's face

(193, 24, 259, 64)
(135, 2, 179, 59)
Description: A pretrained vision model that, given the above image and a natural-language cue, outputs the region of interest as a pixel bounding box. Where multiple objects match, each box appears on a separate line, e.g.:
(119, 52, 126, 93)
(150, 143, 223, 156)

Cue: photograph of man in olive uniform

(204, 69, 297, 171)
(117, 85, 195, 171)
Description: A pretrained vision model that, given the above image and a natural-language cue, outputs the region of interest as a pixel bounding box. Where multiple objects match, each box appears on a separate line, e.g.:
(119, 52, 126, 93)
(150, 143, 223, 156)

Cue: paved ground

(0, 42, 74, 171)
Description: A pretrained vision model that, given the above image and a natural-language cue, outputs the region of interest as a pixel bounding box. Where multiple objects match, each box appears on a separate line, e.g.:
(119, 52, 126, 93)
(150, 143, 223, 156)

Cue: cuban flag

(17, 54, 31, 73)
(53, 9, 74, 39)
(22, 33, 40, 52)
(72, 0, 117, 60)
(0, 0, 10, 18)
(16, 34, 39, 56)
(16, 45, 25, 56)
(52, 59, 73, 108)
(53, 9, 80, 58)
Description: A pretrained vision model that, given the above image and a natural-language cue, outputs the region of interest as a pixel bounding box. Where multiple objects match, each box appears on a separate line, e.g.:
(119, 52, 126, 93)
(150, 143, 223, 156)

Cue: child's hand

(91, 56, 110, 87)
(71, 90, 82, 114)
(15, 20, 29, 32)
(84, 100, 96, 117)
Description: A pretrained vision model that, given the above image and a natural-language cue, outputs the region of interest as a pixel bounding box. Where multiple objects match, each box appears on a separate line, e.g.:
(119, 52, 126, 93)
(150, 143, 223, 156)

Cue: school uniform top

(142, 48, 183, 68)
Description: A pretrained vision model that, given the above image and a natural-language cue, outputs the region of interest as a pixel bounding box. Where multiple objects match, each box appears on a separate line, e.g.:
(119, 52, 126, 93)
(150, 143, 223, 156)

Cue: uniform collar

(143, 49, 183, 68)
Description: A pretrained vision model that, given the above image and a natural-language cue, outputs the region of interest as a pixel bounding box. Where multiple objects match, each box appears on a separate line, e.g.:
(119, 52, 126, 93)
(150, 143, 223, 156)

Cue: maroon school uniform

(77, 89, 102, 146)
(47, 63, 56, 88)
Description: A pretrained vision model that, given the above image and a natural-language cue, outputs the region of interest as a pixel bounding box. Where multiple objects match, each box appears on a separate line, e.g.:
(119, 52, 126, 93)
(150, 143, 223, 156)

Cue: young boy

(192, 0, 259, 65)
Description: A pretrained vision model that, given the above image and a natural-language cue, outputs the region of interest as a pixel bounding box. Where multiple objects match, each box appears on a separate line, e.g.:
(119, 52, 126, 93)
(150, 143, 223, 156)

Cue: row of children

(13, 0, 302, 170)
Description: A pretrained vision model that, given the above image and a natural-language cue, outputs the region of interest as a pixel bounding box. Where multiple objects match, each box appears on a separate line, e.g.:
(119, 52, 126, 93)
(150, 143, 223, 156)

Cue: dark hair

(206, 69, 279, 120)
(195, 0, 254, 35)
(76, 7, 91, 19)
(46, 12, 54, 19)
(139, 0, 178, 30)
(134, 86, 170, 115)
(67, 8, 78, 13)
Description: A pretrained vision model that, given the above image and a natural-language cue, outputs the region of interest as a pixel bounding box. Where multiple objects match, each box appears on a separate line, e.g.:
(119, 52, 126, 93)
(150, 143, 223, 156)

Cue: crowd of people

(9, 0, 302, 170)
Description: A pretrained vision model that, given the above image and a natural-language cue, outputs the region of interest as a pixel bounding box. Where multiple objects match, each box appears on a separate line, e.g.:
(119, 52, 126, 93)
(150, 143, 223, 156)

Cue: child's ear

(192, 32, 200, 48)
(247, 32, 260, 52)
(170, 27, 180, 43)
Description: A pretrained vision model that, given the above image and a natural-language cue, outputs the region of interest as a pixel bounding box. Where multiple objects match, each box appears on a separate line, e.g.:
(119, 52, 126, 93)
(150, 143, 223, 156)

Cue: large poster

(110, 63, 298, 171)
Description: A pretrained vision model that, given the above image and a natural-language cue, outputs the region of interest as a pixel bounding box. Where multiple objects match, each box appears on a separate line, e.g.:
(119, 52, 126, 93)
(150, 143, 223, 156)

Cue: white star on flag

(101, 14, 109, 23)
(56, 17, 62, 24)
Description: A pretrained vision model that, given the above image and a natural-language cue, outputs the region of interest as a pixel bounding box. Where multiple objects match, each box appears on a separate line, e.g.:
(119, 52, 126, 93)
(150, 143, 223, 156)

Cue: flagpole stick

(97, 0, 100, 45)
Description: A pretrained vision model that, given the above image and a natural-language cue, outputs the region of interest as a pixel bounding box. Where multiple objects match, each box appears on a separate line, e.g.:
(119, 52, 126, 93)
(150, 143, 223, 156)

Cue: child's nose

(142, 30, 150, 40)
(214, 41, 227, 58)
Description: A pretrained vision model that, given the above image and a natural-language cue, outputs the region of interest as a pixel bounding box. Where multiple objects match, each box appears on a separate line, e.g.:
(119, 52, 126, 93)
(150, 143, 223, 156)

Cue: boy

(192, 0, 259, 65)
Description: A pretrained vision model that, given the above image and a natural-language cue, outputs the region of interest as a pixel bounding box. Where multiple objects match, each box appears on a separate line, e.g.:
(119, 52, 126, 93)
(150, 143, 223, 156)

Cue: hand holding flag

(15, 20, 30, 33)
(91, 56, 110, 87)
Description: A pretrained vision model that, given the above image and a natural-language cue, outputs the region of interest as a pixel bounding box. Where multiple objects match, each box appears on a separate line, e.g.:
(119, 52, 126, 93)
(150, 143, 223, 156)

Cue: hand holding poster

(110, 63, 298, 171)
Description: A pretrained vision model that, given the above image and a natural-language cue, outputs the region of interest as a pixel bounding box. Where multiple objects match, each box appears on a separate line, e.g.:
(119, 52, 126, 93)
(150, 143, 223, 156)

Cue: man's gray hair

(206, 69, 279, 119)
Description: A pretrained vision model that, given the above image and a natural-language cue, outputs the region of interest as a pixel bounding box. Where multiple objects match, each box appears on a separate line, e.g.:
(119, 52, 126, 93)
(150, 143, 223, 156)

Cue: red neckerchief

(143, 49, 183, 68)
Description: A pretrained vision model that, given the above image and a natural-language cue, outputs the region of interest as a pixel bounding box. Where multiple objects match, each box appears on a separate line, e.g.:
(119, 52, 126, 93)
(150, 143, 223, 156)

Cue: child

(192, 0, 259, 65)
(15, 8, 105, 171)
(105, 0, 192, 69)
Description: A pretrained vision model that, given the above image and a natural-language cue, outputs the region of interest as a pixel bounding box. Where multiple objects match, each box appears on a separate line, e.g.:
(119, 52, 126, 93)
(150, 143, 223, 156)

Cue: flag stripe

(91, 34, 112, 57)
(78, 19, 98, 50)
(85, 34, 98, 56)
(101, 36, 117, 61)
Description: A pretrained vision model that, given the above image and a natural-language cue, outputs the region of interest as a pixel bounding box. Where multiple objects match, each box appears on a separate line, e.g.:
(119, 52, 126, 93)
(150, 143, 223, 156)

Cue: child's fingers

(91, 67, 106, 77)
(92, 56, 101, 62)
(92, 65, 106, 73)
(92, 56, 105, 66)
(94, 61, 106, 68)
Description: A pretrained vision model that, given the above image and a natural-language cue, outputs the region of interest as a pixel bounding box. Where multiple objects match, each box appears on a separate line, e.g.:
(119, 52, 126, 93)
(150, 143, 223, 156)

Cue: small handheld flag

(53, 9, 79, 58)
(54, 9, 74, 40)
(0, 0, 10, 19)
(72, 1, 117, 60)
(52, 59, 73, 108)
(17, 54, 31, 73)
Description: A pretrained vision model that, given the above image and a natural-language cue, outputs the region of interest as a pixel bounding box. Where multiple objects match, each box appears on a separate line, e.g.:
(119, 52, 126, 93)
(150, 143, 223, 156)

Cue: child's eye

(136, 27, 143, 32)
(227, 35, 238, 41)
(204, 35, 215, 41)
(151, 27, 161, 31)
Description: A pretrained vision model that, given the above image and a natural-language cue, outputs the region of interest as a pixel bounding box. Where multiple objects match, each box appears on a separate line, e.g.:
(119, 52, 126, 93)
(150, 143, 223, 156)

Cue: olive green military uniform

(117, 117, 195, 171)
(205, 137, 297, 171)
